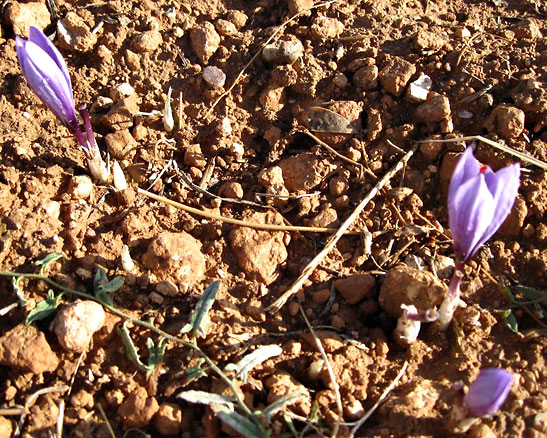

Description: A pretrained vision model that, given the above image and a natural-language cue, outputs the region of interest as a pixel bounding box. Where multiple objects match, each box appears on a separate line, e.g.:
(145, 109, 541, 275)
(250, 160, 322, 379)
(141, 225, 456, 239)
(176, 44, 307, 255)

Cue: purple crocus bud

(464, 368, 513, 417)
(448, 147, 520, 261)
(15, 26, 80, 134)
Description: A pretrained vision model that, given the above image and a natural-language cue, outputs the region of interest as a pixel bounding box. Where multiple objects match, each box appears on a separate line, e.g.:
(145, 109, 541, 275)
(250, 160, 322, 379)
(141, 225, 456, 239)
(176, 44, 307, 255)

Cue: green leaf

(180, 280, 220, 338)
(503, 310, 519, 333)
(224, 345, 283, 382)
(26, 289, 62, 325)
(35, 252, 64, 275)
(217, 409, 269, 438)
(283, 414, 299, 438)
(498, 279, 517, 304)
(186, 358, 209, 383)
(516, 286, 546, 303)
(261, 391, 307, 421)
(93, 267, 108, 290)
(176, 390, 235, 411)
(117, 321, 154, 374)
(13, 277, 28, 306)
(93, 268, 124, 305)
(146, 337, 166, 377)
(100, 276, 124, 293)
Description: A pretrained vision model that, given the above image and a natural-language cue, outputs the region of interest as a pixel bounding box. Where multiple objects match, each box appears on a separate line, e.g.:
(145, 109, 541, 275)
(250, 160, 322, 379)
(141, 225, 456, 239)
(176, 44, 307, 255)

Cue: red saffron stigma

(479, 164, 488, 174)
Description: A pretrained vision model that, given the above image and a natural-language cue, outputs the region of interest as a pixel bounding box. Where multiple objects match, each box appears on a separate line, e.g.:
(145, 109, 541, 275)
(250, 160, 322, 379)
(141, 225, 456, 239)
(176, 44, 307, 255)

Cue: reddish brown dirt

(0, 0, 546, 437)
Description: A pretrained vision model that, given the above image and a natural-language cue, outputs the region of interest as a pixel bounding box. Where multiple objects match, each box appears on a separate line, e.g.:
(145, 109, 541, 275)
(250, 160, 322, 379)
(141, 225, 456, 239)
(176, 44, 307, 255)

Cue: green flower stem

(0, 271, 255, 421)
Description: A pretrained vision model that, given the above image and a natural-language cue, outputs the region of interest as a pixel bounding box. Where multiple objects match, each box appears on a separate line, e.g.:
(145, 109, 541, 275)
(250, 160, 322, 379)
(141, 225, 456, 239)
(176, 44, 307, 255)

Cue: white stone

(408, 73, 432, 102)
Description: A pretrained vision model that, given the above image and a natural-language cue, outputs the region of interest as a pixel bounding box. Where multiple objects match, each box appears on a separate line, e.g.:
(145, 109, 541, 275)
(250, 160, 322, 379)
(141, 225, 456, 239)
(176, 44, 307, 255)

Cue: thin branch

(299, 306, 343, 438)
(348, 361, 409, 438)
(416, 135, 547, 170)
(178, 170, 267, 208)
(137, 188, 360, 235)
(267, 144, 418, 312)
(302, 129, 371, 178)
(14, 385, 69, 437)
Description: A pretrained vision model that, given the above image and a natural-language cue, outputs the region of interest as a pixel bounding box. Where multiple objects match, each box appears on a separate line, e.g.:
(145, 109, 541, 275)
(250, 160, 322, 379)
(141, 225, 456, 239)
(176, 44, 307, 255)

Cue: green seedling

(118, 321, 167, 377)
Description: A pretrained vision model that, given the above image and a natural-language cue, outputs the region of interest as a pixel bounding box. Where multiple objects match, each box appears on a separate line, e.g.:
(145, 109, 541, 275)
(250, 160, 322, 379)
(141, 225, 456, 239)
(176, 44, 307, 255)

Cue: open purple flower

(464, 368, 513, 417)
(448, 147, 520, 261)
(16, 27, 108, 182)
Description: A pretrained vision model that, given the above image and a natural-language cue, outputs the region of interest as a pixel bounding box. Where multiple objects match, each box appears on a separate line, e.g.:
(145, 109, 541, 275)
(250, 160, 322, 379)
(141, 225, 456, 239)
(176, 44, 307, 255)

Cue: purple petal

(470, 163, 521, 255)
(449, 173, 495, 259)
(448, 147, 483, 207)
(28, 26, 73, 95)
(464, 369, 513, 417)
(16, 37, 78, 128)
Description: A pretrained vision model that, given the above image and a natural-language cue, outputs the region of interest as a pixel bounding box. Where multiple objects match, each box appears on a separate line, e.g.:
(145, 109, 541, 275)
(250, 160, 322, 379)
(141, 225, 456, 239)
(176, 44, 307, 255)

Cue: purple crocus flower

(464, 368, 513, 417)
(16, 27, 108, 181)
(448, 147, 520, 261)
(439, 148, 520, 330)
(16, 26, 80, 134)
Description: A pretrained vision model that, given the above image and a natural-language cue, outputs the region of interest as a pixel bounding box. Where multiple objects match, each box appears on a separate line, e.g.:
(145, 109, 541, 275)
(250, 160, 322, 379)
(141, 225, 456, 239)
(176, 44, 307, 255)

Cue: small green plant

(496, 279, 547, 333)
(0, 254, 310, 437)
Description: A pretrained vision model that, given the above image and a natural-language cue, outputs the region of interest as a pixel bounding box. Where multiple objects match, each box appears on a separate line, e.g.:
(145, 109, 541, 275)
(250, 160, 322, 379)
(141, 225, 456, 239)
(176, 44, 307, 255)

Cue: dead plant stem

(137, 188, 360, 235)
(299, 305, 343, 438)
(348, 361, 409, 438)
(417, 136, 547, 169)
(267, 144, 418, 312)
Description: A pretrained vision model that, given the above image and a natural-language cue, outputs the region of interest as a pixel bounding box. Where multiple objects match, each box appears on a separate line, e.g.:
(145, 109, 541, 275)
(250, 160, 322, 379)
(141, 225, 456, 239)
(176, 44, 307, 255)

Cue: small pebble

(70, 175, 93, 199)
(407, 73, 432, 102)
(202, 66, 226, 89)
(262, 36, 304, 64)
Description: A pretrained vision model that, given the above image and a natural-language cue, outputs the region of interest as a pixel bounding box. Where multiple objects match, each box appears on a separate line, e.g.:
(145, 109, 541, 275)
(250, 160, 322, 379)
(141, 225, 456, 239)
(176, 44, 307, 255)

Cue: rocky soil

(0, 0, 546, 437)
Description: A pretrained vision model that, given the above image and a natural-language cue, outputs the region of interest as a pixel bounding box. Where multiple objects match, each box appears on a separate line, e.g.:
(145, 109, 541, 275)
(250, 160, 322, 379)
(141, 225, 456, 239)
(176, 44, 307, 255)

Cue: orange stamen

(479, 164, 488, 174)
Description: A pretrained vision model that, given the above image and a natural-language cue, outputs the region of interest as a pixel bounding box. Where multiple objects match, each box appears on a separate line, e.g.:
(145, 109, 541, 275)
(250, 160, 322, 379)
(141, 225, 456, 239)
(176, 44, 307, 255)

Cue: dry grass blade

(14, 385, 69, 437)
(203, 0, 342, 120)
(97, 403, 117, 438)
(348, 361, 408, 438)
(417, 135, 547, 170)
(300, 305, 343, 438)
(179, 170, 266, 208)
(267, 144, 418, 312)
(137, 188, 360, 234)
(302, 129, 373, 178)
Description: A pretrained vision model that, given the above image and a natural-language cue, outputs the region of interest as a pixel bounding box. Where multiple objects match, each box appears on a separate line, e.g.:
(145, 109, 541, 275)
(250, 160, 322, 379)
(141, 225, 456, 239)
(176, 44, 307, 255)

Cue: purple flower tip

(448, 147, 520, 261)
(464, 368, 513, 417)
(16, 26, 78, 131)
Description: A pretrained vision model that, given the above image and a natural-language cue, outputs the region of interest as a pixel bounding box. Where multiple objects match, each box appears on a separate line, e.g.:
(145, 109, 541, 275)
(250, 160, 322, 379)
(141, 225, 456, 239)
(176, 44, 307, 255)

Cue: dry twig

(348, 361, 409, 438)
(137, 188, 360, 234)
(417, 135, 547, 170)
(302, 129, 372, 178)
(13, 385, 69, 437)
(267, 144, 418, 312)
(300, 305, 343, 438)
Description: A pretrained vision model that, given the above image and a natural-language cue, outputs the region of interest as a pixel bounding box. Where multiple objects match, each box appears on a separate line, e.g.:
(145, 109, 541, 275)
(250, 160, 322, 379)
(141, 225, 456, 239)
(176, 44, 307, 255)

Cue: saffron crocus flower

(448, 147, 520, 262)
(439, 148, 520, 330)
(16, 26, 108, 182)
(16, 26, 79, 132)
(464, 368, 513, 417)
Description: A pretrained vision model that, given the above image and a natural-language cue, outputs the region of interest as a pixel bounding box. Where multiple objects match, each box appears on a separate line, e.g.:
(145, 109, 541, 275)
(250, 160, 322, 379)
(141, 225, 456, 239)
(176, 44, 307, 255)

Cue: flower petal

(448, 147, 483, 207)
(28, 26, 73, 96)
(470, 163, 521, 256)
(464, 368, 513, 417)
(449, 173, 496, 259)
(16, 38, 77, 127)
